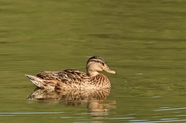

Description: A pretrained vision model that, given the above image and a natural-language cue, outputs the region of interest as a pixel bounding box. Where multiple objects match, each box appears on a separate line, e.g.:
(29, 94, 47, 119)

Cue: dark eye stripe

(89, 60, 105, 65)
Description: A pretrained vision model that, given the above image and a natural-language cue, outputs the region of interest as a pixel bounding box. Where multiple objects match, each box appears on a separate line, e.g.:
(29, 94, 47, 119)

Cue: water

(0, 0, 186, 122)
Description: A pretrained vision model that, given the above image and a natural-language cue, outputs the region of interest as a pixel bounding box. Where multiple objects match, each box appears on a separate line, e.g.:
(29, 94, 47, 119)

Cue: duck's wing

(36, 69, 89, 82)
(36, 71, 59, 80)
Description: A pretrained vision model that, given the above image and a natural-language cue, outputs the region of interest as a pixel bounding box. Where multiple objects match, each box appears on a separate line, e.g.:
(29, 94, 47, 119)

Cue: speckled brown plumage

(26, 56, 116, 91)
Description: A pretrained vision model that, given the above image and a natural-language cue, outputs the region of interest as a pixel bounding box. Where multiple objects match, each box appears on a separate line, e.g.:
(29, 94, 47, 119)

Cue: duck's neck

(87, 71, 100, 77)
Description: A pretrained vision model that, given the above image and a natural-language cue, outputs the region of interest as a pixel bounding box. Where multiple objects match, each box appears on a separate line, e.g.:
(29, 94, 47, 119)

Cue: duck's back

(37, 69, 89, 83)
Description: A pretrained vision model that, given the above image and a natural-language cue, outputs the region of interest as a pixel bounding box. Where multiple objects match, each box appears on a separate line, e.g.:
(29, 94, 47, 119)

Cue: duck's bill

(104, 66, 116, 74)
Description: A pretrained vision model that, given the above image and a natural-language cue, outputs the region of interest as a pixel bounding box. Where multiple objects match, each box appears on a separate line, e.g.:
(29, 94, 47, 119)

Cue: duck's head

(86, 56, 116, 77)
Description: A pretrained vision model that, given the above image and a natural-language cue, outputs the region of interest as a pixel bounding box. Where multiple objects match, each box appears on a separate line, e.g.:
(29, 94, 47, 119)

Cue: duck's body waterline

(26, 56, 116, 91)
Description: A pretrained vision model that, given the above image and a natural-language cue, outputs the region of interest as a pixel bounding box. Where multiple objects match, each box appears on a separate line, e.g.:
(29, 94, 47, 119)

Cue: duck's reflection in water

(27, 88, 116, 114)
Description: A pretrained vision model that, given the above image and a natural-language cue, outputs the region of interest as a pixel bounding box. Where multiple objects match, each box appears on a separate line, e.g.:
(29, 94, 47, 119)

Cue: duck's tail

(25, 74, 45, 89)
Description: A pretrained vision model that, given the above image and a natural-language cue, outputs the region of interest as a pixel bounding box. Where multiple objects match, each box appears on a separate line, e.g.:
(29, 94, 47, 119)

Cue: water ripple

(154, 107, 186, 111)
(128, 118, 186, 123)
(0, 112, 64, 115)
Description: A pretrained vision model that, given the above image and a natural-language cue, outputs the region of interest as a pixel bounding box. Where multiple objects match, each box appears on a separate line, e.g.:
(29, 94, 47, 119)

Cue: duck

(25, 56, 116, 91)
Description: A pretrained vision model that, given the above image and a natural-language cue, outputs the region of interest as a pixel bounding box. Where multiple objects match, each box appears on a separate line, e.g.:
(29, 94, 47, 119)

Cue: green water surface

(0, 0, 186, 123)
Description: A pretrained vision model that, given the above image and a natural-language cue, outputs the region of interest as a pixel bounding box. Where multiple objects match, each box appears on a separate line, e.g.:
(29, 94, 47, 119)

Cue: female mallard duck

(26, 56, 116, 91)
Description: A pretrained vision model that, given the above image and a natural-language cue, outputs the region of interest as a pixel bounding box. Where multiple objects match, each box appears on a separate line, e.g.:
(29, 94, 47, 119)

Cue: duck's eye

(101, 62, 105, 66)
